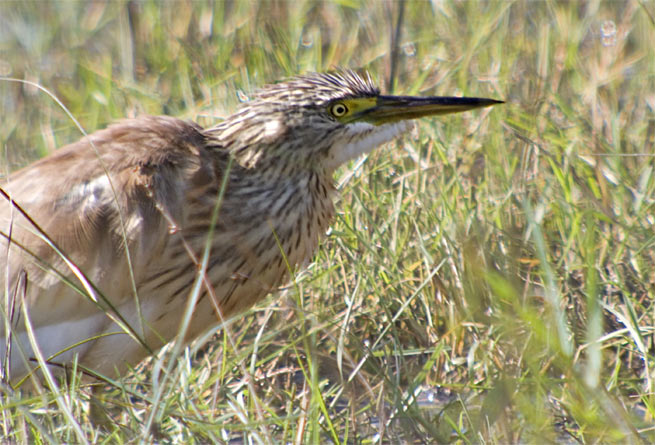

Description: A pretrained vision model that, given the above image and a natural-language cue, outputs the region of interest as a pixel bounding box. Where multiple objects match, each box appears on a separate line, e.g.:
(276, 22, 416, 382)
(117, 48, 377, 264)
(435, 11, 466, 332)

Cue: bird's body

(1, 115, 331, 378)
(0, 71, 500, 382)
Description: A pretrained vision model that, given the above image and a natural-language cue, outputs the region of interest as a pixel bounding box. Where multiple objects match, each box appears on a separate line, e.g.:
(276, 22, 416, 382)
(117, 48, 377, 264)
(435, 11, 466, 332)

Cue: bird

(0, 70, 501, 385)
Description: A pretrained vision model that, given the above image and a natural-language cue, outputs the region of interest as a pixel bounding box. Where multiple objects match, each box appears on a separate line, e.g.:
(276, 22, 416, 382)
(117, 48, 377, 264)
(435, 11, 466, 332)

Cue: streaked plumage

(0, 70, 501, 382)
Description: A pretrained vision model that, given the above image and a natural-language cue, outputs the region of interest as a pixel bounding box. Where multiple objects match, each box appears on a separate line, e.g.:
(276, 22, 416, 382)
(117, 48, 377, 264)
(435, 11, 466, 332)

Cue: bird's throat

(324, 121, 413, 171)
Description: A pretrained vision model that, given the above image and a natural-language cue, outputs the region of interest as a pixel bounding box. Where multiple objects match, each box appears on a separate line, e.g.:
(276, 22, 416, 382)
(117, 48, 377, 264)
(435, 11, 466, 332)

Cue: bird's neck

(215, 166, 335, 270)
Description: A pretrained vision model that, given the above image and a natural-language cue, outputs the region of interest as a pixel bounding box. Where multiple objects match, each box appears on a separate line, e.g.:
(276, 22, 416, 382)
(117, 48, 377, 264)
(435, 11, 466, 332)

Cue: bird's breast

(141, 170, 335, 325)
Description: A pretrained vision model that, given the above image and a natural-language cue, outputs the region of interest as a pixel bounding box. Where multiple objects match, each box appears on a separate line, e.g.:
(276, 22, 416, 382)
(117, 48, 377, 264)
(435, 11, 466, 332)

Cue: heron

(0, 70, 501, 384)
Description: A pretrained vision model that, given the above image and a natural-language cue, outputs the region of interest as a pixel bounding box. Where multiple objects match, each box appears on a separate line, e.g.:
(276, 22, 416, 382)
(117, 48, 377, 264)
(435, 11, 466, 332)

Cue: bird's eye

(329, 102, 349, 117)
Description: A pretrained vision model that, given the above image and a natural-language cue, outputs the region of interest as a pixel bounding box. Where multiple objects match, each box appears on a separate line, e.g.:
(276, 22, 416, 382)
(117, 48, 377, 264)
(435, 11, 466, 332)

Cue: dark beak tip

(485, 98, 505, 106)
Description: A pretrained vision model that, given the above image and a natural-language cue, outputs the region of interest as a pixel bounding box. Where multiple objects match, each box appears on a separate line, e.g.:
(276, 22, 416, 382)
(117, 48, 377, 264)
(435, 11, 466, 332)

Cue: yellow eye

(329, 102, 349, 117)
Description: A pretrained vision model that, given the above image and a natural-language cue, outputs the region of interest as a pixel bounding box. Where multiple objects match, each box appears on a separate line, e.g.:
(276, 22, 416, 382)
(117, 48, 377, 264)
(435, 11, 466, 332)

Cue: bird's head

(209, 70, 502, 173)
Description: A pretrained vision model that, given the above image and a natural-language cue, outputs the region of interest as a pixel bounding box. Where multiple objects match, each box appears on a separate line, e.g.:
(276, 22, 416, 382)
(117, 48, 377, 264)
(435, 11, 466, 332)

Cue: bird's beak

(359, 95, 503, 125)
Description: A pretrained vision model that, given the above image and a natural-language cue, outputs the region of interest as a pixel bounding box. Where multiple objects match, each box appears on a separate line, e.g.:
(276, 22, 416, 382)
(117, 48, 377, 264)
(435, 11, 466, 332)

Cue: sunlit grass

(1, 0, 654, 442)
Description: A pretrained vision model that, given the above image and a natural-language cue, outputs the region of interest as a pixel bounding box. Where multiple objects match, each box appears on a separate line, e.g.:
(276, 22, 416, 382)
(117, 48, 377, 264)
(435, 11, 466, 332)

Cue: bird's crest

(253, 70, 380, 105)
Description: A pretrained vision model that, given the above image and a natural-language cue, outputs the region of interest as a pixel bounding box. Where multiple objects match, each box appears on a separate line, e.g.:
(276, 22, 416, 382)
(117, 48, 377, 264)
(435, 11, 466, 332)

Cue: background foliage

(1, 0, 654, 443)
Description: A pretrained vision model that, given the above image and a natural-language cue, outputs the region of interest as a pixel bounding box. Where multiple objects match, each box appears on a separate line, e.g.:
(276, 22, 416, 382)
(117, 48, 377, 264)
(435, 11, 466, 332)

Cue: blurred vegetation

(1, 0, 655, 443)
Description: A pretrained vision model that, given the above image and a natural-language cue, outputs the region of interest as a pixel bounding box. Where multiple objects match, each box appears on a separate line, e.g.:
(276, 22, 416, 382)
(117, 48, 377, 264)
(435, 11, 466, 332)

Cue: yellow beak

(359, 95, 503, 125)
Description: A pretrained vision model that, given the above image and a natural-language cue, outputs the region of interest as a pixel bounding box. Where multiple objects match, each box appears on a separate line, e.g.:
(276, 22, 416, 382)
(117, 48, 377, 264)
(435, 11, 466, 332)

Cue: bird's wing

(0, 115, 218, 332)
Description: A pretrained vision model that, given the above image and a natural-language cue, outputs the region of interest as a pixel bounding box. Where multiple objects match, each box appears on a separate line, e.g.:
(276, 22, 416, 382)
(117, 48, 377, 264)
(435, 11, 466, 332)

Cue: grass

(1, 0, 655, 442)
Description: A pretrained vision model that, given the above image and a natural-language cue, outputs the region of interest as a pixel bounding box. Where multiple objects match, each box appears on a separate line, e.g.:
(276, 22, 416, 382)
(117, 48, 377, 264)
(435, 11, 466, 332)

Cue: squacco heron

(0, 70, 501, 383)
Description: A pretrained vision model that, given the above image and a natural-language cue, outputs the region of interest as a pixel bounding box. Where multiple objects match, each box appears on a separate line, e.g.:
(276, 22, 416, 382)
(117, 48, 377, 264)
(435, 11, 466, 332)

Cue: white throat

(324, 121, 413, 171)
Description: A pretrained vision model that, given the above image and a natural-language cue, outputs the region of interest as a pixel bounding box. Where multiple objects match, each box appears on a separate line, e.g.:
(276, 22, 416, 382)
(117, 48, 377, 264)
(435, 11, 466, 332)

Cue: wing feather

(0, 116, 218, 377)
